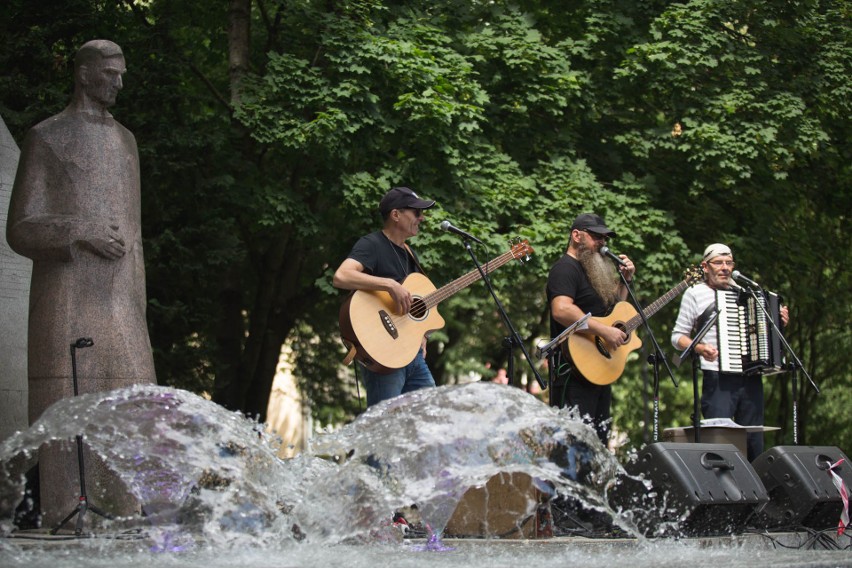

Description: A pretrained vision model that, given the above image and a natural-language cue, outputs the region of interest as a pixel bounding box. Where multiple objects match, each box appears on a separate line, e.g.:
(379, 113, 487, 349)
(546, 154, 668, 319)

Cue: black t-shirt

(546, 255, 610, 338)
(346, 230, 422, 282)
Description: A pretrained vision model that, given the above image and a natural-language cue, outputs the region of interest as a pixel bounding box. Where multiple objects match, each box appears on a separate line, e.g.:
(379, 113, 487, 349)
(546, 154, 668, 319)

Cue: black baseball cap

(379, 187, 436, 215)
(570, 213, 617, 237)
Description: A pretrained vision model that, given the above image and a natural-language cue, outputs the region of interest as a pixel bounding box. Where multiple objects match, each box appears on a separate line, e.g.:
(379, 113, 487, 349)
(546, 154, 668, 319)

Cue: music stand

(536, 314, 591, 408)
(51, 338, 114, 535)
(673, 309, 720, 443)
(536, 313, 598, 534)
(535, 313, 592, 361)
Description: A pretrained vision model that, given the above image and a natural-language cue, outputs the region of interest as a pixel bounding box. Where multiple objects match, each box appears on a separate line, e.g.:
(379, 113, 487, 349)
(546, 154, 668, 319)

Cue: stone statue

(6, 39, 156, 526)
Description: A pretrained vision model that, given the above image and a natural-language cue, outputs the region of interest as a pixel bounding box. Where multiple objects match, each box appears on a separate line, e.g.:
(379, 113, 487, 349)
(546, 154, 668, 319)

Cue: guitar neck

(624, 279, 691, 333)
(422, 249, 519, 309)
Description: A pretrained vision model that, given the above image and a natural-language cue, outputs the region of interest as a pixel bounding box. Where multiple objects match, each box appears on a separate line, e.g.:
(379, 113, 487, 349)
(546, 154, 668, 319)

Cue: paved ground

(2, 526, 846, 549)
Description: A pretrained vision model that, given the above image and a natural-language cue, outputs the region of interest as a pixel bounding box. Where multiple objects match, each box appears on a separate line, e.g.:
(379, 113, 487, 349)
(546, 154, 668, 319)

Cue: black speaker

(751, 445, 851, 530)
(610, 442, 768, 536)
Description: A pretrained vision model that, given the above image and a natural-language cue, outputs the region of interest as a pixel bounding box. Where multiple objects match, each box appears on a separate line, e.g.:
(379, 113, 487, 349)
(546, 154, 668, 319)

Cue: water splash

(0, 382, 625, 548)
(303, 382, 621, 543)
(3, 383, 852, 567)
(4, 389, 284, 547)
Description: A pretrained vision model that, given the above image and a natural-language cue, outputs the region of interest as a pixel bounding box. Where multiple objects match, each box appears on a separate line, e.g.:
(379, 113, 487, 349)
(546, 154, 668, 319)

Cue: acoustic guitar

(565, 265, 703, 385)
(339, 239, 534, 373)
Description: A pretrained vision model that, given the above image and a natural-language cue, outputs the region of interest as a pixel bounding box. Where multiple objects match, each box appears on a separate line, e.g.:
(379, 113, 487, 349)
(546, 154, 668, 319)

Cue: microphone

(439, 220, 483, 245)
(732, 270, 761, 289)
(600, 246, 628, 268)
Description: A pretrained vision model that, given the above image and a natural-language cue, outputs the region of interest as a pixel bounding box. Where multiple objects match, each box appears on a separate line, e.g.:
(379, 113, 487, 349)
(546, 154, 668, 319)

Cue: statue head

(73, 40, 126, 110)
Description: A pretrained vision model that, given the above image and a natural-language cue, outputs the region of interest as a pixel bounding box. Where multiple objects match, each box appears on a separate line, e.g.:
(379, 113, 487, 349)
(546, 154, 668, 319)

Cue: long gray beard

(577, 242, 620, 306)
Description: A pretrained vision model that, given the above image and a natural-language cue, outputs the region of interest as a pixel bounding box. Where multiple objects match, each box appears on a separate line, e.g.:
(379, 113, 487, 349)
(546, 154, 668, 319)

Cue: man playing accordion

(671, 243, 789, 461)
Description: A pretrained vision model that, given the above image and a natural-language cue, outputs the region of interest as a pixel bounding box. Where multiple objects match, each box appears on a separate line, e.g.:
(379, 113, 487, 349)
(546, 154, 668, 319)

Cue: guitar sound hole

(410, 298, 427, 319)
(595, 337, 612, 359)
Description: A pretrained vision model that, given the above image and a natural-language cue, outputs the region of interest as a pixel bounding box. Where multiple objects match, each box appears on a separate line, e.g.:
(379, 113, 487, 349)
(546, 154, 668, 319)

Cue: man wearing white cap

(671, 244, 788, 460)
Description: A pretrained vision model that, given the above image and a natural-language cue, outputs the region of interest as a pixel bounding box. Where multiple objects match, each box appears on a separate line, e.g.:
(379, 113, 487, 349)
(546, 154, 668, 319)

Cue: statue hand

(77, 223, 126, 259)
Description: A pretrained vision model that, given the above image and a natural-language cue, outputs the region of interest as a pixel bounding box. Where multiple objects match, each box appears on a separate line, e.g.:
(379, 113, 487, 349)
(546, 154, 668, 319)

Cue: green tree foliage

(1, 0, 848, 451)
(606, 0, 852, 451)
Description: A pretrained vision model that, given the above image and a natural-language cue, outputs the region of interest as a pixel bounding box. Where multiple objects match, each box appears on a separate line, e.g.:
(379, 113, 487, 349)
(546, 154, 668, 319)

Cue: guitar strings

(382, 241, 523, 323)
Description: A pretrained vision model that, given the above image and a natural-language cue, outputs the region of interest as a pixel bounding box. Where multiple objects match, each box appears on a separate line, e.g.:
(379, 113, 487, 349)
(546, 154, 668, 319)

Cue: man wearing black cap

(546, 213, 636, 445)
(334, 186, 437, 406)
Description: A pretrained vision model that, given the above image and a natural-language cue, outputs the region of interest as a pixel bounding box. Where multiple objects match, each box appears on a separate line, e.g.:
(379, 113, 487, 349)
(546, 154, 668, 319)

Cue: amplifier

(610, 442, 768, 536)
(751, 445, 851, 530)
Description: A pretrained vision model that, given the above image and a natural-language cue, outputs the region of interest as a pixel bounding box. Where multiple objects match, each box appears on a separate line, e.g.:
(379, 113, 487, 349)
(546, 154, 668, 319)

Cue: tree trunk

(241, 239, 319, 422)
(237, 227, 292, 419)
(212, 0, 253, 412)
(227, 0, 251, 106)
(213, 265, 247, 410)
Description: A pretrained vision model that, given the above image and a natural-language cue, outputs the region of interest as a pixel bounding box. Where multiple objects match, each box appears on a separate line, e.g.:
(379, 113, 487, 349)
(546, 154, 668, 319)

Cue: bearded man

(546, 213, 635, 445)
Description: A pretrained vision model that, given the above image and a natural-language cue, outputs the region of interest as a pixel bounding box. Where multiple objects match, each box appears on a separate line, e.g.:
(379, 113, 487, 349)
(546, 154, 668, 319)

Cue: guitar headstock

(683, 264, 704, 285)
(510, 239, 534, 262)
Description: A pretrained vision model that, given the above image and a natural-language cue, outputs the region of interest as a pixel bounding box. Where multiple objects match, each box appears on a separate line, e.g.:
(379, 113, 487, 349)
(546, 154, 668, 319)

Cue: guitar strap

(403, 243, 426, 276)
(342, 340, 357, 366)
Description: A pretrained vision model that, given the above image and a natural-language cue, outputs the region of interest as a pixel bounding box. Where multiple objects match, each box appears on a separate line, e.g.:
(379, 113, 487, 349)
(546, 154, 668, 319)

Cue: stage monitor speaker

(751, 445, 850, 530)
(609, 442, 768, 537)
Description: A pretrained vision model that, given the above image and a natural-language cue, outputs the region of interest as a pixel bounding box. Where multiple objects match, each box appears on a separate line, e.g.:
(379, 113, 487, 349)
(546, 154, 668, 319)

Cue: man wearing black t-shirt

(546, 213, 636, 445)
(333, 186, 437, 406)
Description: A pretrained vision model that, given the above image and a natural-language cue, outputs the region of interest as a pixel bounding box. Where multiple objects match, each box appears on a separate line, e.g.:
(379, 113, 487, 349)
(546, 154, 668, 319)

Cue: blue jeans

(361, 352, 435, 407)
(701, 370, 764, 461)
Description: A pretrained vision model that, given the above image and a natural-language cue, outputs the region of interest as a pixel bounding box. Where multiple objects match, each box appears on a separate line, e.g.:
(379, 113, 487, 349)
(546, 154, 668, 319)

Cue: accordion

(716, 288, 786, 375)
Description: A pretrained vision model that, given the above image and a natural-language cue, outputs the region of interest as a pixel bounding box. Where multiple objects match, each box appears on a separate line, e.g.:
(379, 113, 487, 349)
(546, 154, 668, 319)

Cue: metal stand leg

(50, 339, 114, 535)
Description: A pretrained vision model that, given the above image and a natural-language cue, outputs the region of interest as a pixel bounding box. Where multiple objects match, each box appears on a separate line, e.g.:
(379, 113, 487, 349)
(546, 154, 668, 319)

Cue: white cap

(703, 243, 732, 261)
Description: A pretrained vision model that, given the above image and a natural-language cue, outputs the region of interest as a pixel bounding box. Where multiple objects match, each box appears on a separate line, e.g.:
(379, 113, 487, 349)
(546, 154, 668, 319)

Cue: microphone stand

(792, 368, 799, 445)
(737, 283, 818, 445)
(673, 310, 721, 443)
(51, 338, 114, 535)
(461, 239, 545, 389)
(502, 336, 516, 387)
(648, 351, 662, 442)
(618, 272, 678, 443)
